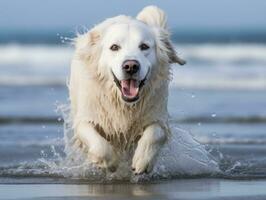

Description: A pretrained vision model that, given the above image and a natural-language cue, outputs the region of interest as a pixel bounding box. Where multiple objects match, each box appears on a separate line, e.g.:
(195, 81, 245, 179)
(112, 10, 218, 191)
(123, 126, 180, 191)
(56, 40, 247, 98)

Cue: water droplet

(211, 113, 217, 118)
(42, 125, 46, 129)
(40, 150, 45, 157)
(197, 122, 201, 126)
(219, 152, 224, 159)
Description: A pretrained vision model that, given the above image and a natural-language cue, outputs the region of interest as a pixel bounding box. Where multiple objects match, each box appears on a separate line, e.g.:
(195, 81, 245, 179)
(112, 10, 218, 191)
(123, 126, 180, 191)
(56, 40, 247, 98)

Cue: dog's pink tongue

(121, 79, 139, 98)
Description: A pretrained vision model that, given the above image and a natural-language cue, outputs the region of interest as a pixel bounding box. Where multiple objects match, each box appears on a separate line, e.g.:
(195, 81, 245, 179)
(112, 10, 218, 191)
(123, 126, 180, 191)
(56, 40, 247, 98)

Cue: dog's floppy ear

(74, 30, 101, 62)
(75, 29, 100, 51)
(164, 38, 186, 65)
(137, 6, 186, 65)
(136, 5, 167, 29)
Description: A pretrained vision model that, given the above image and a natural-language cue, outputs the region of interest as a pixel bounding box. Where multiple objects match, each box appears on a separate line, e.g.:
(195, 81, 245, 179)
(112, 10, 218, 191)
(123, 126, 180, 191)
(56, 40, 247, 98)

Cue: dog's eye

(139, 43, 150, 51)
(110, 44, 120, 51)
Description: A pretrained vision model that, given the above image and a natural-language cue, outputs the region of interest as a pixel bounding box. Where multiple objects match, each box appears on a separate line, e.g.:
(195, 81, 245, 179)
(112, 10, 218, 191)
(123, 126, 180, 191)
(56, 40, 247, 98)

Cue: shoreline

(1, 178, 266, 200)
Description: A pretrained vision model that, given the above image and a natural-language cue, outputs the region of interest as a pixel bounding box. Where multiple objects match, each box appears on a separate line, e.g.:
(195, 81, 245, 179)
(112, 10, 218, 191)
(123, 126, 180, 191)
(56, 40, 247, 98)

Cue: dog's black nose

(122, 60, 140, 75)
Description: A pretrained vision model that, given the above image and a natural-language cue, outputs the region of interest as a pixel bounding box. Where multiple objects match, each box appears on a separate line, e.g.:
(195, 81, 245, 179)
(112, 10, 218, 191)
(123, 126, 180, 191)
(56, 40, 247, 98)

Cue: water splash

(0, 103, 222, 183)
(26, 103, 219, 182)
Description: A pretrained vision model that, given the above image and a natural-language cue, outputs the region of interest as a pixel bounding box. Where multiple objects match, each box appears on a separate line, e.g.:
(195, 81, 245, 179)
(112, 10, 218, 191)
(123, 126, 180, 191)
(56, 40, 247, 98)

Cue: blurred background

(0, 0, 266, 179)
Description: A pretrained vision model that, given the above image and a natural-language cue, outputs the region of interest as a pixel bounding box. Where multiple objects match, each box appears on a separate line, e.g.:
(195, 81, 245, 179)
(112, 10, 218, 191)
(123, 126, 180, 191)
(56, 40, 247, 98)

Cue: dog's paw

(70, 135, 118, 172)
(132, 141, 156, 175)
(88, 139, 118, 172)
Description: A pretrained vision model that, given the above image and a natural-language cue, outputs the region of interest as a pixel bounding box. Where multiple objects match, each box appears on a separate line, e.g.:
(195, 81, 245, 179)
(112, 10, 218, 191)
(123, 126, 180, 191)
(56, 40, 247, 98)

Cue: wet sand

(1, 178, 266, 200)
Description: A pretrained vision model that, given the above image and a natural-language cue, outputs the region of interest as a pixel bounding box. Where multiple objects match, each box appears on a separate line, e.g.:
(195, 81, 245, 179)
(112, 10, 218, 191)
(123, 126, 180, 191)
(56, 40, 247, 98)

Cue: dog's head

(75, 6, 185, 103)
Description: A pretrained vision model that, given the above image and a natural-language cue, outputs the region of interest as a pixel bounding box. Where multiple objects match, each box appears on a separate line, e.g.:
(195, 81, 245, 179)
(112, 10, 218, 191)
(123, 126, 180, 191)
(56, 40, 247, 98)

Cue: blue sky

(1, 0, 266, 31)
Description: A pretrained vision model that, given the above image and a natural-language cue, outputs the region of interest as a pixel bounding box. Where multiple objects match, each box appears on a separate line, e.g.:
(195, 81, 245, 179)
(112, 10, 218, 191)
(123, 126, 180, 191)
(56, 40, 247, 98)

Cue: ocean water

(0, 31, 266, 183)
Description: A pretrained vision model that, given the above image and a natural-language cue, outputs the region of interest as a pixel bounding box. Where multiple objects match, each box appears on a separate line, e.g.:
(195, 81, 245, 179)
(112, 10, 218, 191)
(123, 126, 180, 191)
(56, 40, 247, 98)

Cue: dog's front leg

(132, 124, 167, 175)
(75, 122, 118, 172)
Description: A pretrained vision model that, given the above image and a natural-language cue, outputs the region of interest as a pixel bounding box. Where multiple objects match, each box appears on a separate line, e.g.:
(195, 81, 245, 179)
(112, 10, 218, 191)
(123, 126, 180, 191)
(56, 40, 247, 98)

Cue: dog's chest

(94, 103, 153, 143)
(94, 114, 145, 149)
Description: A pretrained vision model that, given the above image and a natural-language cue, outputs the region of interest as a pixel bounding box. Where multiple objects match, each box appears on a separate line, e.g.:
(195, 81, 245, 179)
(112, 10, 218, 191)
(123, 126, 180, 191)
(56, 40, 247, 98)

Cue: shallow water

(3, 179, 266, 200)
(1, 85, 266, 183)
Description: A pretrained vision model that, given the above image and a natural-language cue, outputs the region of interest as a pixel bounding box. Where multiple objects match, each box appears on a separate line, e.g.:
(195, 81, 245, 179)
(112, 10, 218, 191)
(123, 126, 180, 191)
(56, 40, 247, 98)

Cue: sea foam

(1, 43, 266, 89)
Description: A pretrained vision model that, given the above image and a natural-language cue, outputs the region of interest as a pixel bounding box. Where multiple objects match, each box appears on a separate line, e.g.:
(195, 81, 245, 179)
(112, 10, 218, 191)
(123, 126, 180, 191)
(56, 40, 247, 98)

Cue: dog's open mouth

(120, 79, 140, 102)
(112, 72, 148, 103)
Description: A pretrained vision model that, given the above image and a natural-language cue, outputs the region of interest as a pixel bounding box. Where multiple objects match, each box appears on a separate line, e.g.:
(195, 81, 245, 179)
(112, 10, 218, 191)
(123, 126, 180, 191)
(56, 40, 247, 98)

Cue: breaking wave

(179, 43, 266, 65)
(1, 43, 266, 67)
(0, 43, 266, 89)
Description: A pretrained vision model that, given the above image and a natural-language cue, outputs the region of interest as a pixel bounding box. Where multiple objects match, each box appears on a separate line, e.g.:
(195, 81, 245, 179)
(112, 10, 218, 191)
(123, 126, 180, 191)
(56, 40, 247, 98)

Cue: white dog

(69, 6, 185, 174)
